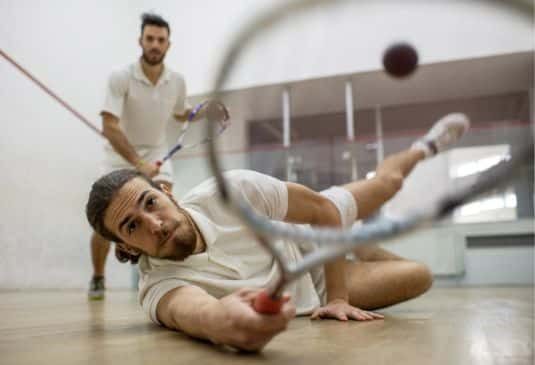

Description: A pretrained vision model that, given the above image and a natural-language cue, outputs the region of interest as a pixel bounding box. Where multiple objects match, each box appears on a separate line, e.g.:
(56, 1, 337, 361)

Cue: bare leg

(91, 231, 110, 277)
(343, 112, 470, 221)
(346, 260, 433, 310)
(339, 148, 426, 260)
(88, 232, 110, 300)
(342, 148, 425, 220)
(341, 149, 431, 302)
(340, 114, 470, 309)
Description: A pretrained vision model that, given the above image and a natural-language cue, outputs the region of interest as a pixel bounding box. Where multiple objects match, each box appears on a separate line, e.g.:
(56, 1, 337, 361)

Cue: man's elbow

(101, 126, 113, 140)
(102, 122, 119, 140)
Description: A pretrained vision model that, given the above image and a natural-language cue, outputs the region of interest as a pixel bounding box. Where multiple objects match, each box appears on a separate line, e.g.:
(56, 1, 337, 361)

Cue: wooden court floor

(0, 287, 532, 365)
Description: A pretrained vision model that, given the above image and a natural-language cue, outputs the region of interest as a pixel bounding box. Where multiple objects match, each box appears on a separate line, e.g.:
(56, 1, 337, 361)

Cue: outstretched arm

(157, 285, 295, 352)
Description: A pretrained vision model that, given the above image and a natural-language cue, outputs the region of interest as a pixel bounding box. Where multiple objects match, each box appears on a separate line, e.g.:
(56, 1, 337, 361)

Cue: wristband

(135, 159, 146, 169)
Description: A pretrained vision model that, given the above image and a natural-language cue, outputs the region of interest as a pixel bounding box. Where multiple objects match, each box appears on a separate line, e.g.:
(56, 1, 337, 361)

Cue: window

(448, 145, 517, 223)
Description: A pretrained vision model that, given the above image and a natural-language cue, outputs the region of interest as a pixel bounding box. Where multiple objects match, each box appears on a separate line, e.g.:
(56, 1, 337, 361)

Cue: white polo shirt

(101, 61, 189, 167)
(138, 170, 358, 324)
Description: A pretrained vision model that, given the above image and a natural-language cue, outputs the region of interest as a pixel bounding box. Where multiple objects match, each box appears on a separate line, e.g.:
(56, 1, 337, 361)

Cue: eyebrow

(118, 190, 149, 234)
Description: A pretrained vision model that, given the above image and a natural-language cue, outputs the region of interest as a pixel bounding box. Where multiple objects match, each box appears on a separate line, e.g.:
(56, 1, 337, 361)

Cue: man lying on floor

(85, 113, 469, 351)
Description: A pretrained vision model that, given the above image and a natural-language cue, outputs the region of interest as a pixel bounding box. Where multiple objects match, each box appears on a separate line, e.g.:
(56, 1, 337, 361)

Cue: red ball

(382, 42, 418, 78)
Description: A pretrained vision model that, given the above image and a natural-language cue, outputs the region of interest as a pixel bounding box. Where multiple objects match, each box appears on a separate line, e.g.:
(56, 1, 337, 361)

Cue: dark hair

(140, 12, 170, 36)
(86, 169, 159, 263)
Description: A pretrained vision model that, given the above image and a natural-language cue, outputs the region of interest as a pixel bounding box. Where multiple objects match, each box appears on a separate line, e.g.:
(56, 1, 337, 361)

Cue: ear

(117, 243, 141, 256)
(160, 183, 173, 197)
(138, 36, 142, 47)
(160, 183, 180, 206)
(114, 244, 140, 265)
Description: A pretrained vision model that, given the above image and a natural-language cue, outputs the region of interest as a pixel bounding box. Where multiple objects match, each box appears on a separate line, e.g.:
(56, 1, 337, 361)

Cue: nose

(144, 214, 168, 239)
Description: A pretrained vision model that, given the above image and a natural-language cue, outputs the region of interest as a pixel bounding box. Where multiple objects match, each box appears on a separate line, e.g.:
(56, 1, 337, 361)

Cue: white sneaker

(412, 113, 470, 157)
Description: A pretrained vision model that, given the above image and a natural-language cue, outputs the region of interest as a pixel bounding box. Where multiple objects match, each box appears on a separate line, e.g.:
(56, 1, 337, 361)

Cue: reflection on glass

(448, 145, 519, 223)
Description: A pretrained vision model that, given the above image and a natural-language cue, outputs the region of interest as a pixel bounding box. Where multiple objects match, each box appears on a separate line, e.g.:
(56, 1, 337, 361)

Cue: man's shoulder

(179, 170, 249, 195)
(224, 169, 279, 185)
(108, 64, 133, 84)
(202, 169, 273, 186)
(168, 69, 186, 85)
(180, 170, 279, 204)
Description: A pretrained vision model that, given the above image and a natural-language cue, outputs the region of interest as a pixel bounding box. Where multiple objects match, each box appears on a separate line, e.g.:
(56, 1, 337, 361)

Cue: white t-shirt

(101, 61, 189, 166)
(138, 170, 328, 324)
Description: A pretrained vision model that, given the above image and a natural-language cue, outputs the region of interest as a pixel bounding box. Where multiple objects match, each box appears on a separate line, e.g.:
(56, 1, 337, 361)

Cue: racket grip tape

(253, 290, 283, 314)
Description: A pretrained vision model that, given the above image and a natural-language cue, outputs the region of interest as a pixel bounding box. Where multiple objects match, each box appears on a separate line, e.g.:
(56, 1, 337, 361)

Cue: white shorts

(101, 146, 174, 184)
(320, 186, 358, 228)
(299, 186, 359, 306)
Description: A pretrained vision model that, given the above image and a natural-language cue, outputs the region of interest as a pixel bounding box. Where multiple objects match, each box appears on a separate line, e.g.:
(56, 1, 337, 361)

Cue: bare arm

(284, 183, 348, 302)
(101, 112, 140, 166)
(284, 182, 341, 227)
(157, 285, 295, 351)
(101, 112, 159, 177)
(284, 182, 383, 321)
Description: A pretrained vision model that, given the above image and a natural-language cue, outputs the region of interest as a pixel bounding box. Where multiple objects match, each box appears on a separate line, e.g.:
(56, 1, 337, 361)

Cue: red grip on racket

(253, 290, 283, 314)
(155, 160, 163, 167)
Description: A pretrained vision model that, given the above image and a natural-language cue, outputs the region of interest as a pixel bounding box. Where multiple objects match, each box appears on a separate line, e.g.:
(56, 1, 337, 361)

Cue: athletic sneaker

(412, 113, 470, 158)
(88, 276, 105, 300)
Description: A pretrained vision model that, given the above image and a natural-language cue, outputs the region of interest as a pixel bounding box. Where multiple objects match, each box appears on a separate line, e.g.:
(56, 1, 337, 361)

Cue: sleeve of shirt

(173, 74, 191, 115)
(101, 70, 128, 118)
(140, 278, 190, 325)
(226, 170, 288, 221)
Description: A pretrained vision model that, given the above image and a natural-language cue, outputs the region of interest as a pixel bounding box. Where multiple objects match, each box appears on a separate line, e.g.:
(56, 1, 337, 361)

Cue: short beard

(141, 50, 165, 66)
(165, 202, 198, 261)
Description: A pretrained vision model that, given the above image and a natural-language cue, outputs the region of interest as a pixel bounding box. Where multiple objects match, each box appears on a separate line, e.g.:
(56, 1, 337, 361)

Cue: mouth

(158, 221, 196, 261)
(160, 223, 178, 247)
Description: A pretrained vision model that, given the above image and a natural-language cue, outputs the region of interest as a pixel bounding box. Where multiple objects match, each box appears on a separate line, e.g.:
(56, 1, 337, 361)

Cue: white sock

(411, 140, 433, 158)
(411, 113, 470, 159)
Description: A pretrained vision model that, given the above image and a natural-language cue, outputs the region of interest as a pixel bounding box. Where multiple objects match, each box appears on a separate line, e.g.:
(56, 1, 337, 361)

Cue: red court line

(175, 119, 532, 158)
(0, 48, 103, 137)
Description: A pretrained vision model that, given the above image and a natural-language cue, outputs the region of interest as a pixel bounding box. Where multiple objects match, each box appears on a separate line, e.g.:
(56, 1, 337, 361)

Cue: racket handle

(155, 160, 163, 167)
(253, 290, 283, 314)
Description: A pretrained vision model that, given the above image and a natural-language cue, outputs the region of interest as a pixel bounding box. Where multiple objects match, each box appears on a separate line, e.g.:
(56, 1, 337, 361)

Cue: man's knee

(405, 261, 433, 297)
(376, 172, 403, 197)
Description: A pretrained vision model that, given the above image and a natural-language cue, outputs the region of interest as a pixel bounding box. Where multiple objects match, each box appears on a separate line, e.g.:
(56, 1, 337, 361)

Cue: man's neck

(140, 58, 164, 85)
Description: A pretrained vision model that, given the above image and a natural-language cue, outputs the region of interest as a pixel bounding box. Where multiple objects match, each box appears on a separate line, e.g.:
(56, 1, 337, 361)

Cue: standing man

(89, 13, 201, 299)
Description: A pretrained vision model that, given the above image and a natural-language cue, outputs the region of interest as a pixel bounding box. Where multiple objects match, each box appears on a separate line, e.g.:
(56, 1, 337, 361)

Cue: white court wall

(0, 1, 139, 289)
(0, 1, 532, 289)
(133, 0, 533, 94)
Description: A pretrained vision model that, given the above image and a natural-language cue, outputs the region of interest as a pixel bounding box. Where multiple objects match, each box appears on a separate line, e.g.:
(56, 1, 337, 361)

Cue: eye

(127, 220, 137, 234)
(146, 197, 157, 209)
